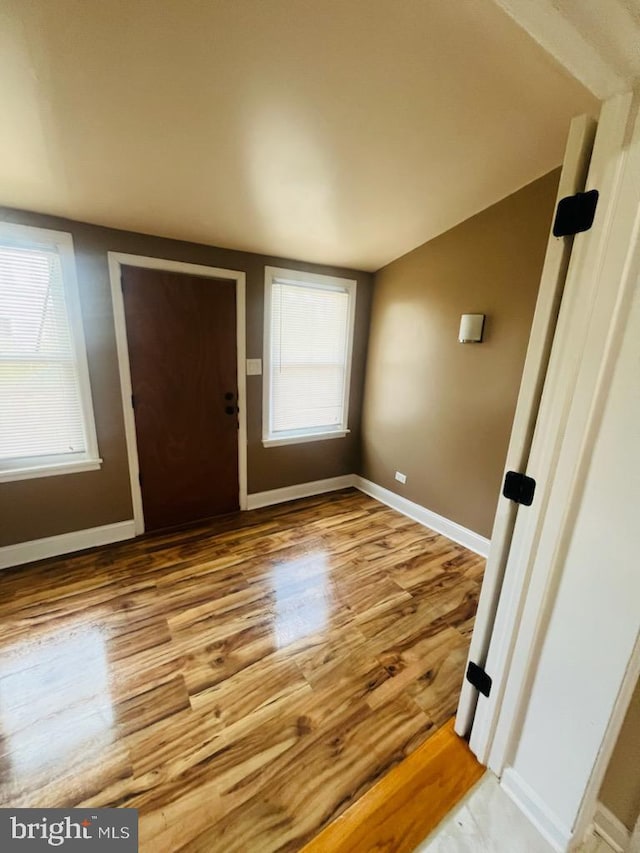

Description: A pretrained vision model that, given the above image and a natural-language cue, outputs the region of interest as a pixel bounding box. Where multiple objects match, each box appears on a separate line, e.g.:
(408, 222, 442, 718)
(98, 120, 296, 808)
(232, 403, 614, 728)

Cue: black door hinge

(466, 661, 492, 697)
(553, 189, 599, 237)
(503, 471, 536, 506)
(138, 471, 142, 486)
(131, 394, 135, 409)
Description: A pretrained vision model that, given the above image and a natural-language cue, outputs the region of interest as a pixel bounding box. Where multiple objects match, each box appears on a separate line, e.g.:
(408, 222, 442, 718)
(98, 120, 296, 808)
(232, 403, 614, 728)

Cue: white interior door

(468, 89, 635, 767)
(455, 113, 596, 738)
(465, 89, 640, 850)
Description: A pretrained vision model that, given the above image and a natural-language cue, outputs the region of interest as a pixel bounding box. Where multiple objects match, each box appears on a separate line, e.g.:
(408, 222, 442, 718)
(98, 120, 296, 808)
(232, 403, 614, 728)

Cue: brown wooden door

(121, 266, 239, 532)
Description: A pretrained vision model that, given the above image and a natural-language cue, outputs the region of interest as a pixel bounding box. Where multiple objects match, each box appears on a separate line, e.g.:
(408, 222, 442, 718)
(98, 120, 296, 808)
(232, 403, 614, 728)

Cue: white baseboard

(592, 802, 630, 852)
(0, 520, 136, 570)
(246, 475, 355, 510)
(3, 475, 489, 568)
(501, 767, 572, 852)
(247, 474, 490, 558)
(353, 476, 490, 558)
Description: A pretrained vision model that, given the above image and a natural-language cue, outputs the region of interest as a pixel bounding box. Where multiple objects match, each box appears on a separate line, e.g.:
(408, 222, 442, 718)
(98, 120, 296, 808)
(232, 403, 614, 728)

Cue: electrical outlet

(395, 471, 407, 484)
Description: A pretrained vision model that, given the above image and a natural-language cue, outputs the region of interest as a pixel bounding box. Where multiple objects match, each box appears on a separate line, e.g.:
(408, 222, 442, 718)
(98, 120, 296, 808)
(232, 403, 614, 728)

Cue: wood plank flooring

(301, 719, 485, 853)
(0, 489, 485, 852)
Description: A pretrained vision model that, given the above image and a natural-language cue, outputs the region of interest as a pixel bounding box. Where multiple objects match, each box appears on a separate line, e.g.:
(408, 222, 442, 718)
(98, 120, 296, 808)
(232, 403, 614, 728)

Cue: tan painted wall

(360, 170, 560, 538)
(600, 678, 640, 830)
(0, 208, 372, 547)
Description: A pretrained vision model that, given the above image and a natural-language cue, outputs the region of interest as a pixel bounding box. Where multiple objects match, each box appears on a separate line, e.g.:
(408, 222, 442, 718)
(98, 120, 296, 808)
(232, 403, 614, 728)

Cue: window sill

(0, 458, 103, 483)
(263, 430, 349, 448)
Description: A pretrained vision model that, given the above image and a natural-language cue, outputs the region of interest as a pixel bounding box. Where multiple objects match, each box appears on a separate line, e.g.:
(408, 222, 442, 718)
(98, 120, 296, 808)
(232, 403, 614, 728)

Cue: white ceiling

(0, 0, 598, 271)
(495, 0, 640, 99)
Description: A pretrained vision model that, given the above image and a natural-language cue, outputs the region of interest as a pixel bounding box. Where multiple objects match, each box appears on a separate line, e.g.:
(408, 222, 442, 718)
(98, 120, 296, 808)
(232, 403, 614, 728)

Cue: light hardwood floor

(0, 489, 485, 852)
(302, 719, 485, 853)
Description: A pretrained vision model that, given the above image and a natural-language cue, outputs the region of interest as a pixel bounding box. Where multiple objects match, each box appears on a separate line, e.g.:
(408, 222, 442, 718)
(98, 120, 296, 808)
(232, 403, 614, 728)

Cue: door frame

(464, 89, 640, 849)
(471, 89, 637, 771)
(108, 252, 248, 534)
(455, 112, 596, 739)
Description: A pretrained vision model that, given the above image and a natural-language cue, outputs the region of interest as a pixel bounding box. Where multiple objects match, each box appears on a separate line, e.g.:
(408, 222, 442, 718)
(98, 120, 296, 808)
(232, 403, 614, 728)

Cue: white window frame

(0, 222, 102, 482)
(262, 265, 357, 448)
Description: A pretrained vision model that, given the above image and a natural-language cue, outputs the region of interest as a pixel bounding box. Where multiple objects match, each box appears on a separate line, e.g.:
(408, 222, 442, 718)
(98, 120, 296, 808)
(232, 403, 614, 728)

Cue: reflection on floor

(415, 773, 555, 853)
(0, 489, 485, 852)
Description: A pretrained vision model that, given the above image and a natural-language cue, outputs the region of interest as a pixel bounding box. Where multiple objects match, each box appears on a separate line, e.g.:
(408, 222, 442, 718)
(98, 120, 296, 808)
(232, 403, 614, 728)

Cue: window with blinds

(263, 267, 356, 445)
(0, 224, 101, 481)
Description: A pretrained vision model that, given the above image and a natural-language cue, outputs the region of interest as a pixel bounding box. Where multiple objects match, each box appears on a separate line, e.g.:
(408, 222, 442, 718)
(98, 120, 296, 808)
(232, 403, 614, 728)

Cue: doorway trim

(455, 112, 596, 740)
(462, 89, 640, 850)
(108, 252, 248, 534)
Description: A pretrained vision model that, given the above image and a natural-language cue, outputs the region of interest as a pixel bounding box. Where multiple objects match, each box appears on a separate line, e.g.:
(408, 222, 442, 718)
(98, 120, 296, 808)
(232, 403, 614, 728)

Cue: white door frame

(573, 642, 640, 848)
(466, 89, 640, 849)
(468, 90, 634, 768)
(455, 112, 596, 737)
(108, 252, 248, 535)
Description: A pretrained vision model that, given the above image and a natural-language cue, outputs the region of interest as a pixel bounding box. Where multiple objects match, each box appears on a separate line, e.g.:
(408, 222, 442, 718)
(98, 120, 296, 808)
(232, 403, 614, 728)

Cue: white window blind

(265, 269, 356, 444)
(0, 226, 101, 480)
